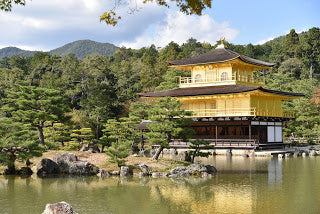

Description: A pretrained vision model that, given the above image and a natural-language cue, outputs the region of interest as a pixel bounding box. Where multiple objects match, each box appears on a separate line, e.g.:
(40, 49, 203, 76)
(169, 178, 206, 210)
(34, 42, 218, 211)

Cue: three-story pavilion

(139, 42, 304, 150)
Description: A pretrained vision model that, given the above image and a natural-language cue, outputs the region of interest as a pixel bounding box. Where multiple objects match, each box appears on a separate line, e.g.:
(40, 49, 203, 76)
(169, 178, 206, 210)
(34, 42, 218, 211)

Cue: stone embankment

(98, 163, 217, 178)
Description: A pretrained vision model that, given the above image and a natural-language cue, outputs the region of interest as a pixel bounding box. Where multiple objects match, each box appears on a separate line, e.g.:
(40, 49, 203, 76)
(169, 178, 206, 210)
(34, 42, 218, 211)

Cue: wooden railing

(165, 139, 259, 148)
(186, 108, 295, 118)
(186, 107, 257, 117)
(179, 75, 265, 87)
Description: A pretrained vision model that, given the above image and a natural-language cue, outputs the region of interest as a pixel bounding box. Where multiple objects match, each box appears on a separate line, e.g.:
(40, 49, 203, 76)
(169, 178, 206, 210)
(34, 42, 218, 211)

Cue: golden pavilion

(139, 42, 304, 150)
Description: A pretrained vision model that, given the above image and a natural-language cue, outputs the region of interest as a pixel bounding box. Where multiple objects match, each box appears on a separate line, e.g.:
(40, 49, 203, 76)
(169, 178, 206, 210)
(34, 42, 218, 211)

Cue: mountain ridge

(0, 40, 119, 59)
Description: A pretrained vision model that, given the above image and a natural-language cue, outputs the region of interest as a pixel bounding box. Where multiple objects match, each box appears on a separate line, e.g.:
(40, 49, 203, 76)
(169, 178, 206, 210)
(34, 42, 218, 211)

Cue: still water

(0, 156, 320, 214)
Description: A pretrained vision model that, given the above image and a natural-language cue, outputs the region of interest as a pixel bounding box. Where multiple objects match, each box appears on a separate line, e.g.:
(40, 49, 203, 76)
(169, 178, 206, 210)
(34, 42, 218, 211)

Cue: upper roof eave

(168, 47, 276, 68)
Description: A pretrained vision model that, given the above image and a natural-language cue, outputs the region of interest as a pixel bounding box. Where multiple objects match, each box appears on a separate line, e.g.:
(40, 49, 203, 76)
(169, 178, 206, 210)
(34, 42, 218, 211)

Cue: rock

(18, 167, 33, 176)
(242, 154, 249, 158)
(285, 153, 291, 158)
(110, 171, 120, 176)
(152, 172, 168, 178)
(139, 150, 150, 157)
(91, 145, 100, 153)
(309, 150, 315, 157)
(186, 164, 217, 176)
(37, 158, 60, 176)
(315, 151, 320, 156)
(293, 152, 299, 157)
(68, 160, 98, 175)
(120, 166, 130, 176)
(53, 153, 78, 174)
(137, 164, 152, 174)
(169, 166, 190, 177)
(42, 201, 78, 214)
(52, 153, 98, 175)
(98, 169, 110, 177)
(187, 164, 207, 175)
(278, 154, 284, 159)
(204, 165, 217, 174)
(302, 152, 306, 157)
(130, 154, 139, 157)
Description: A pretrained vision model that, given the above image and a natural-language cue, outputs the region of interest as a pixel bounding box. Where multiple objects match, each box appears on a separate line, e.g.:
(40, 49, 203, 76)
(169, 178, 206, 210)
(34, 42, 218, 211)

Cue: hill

(0, 40, 119, 59)
(0, 47, 36, 59)
(49, 40, 119, 58)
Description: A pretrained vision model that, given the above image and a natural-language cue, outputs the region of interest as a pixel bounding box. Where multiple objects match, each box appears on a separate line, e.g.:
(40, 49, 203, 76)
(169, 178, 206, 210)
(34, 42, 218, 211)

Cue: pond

(0, 156, 320, 214)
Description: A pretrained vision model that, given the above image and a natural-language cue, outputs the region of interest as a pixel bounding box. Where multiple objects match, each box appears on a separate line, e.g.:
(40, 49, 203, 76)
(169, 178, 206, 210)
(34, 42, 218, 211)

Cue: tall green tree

(3, 86, 71, 145)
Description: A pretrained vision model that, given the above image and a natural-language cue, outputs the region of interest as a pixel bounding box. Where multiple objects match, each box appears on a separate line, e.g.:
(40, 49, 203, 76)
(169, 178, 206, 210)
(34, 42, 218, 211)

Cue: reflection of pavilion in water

(268, 159, 283, 185)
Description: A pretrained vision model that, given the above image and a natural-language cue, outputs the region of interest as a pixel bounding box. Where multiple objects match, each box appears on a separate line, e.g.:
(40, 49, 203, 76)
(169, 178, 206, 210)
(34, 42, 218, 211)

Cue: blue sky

(0, 0, 319, 51)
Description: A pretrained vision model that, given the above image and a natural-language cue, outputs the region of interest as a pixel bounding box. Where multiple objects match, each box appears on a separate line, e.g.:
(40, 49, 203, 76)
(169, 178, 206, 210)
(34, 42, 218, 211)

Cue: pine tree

(134, 97, 194, 160)
(188, 139, 214, 163)
(0, 117, 44, 174)
(3, 86, 71, 145)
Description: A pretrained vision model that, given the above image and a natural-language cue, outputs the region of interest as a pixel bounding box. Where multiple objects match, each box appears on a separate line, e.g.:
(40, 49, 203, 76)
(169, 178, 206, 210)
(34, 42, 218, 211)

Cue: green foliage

(155, 68, 191, 91)
(131, 97, 194, 160)
(0, 0, 26, 11)
(188, 139, 214, 163)
(0, 117, 44, 173)
(3, 86, 71, 145)
(70, 128, 94, 145)
(103, 117, 140, 167)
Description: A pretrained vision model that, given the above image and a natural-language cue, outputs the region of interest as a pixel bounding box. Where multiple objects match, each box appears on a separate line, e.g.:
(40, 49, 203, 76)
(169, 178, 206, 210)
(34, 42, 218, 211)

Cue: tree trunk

(309, 63, 313, 79)
(38, 124, 45, 145)
(152, 146, 164, 160)
(101, 145, 105, 153)
(7, 152, 16, 174)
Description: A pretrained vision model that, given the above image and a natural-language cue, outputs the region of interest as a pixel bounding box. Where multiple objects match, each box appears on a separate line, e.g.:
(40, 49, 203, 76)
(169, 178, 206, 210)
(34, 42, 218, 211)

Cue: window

(195, 74, 202, 83)
(221, 72, 228, 81)
(247, 75, 251, 82)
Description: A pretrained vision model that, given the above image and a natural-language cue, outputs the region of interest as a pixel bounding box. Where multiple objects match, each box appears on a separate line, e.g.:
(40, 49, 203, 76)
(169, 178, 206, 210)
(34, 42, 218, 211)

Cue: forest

(0, 27, 319, 169)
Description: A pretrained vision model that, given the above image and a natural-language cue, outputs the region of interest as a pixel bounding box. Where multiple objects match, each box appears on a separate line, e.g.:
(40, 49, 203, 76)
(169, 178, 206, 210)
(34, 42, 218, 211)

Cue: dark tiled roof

(138, 85, 304, 98)
(168, 47, 276, 67)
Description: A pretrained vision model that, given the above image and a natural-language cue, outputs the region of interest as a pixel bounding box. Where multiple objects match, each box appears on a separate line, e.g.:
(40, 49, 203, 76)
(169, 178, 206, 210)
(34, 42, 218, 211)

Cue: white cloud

(120, 11, 238, 48)
(255, 37, 275, 45)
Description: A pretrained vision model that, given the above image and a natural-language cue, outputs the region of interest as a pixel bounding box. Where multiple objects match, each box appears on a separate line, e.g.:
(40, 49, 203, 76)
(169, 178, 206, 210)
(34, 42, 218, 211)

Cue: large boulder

(68, 160, 98, 176)
(18, 167, 33, 176)
(187, 164, 208, 175)
(168, 166, 190, 177)
(37, 158, 60, 176)
(204, 165, 217, 174)
(98, 169, 110, 177)
(53, 153, 78, 174)
(42, 201, 78, 214)
(120, 166, 130, 176)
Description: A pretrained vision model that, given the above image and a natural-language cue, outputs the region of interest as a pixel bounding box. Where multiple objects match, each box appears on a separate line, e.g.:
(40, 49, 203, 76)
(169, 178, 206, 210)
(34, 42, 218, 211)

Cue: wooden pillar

(215, 125, 218, 146)
(249, 121, 252, 141)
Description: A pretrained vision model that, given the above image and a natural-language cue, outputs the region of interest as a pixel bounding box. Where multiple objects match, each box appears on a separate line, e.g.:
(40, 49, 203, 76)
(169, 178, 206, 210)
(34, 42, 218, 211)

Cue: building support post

(215, 125, 218, 146)
(249, 121, 252, 143)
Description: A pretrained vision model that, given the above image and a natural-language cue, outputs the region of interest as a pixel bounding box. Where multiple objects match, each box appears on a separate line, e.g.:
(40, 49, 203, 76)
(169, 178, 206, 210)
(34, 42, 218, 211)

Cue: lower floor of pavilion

(185, 116, 290, 150)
